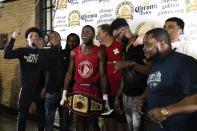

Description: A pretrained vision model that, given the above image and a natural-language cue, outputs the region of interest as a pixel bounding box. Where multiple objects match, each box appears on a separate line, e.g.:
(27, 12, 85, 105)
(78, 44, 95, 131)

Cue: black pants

(75, 114, 100, 131)
(17, 87, 45, 131)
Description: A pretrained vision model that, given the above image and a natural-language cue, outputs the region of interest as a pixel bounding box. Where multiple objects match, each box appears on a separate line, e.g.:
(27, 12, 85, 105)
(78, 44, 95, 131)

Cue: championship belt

(65, 93, 105, 116)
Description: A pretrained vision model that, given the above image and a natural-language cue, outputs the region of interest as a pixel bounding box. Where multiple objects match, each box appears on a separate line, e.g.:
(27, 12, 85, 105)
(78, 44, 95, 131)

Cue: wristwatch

(160, 107, 170, 117)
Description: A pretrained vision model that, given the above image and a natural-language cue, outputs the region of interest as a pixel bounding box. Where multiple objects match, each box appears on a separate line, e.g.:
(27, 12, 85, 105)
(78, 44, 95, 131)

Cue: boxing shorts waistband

(74, 81, 99, 87)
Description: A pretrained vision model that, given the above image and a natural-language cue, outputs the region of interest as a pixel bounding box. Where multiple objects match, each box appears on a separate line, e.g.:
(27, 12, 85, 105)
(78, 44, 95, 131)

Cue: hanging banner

(53, 0, 197, 57)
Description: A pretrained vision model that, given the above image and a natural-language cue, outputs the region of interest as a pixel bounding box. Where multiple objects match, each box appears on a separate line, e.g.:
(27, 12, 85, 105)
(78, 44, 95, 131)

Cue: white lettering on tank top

(78, 61, 93, 78)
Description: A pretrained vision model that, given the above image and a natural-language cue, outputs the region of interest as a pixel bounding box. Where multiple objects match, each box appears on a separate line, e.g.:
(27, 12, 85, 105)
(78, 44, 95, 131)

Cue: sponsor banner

(53, 0, 197, 50)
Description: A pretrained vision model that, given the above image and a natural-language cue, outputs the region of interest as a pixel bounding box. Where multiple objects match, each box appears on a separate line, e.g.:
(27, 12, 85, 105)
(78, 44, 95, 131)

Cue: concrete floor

(0, 107, 58, 131)
(0, 105, 104, 131)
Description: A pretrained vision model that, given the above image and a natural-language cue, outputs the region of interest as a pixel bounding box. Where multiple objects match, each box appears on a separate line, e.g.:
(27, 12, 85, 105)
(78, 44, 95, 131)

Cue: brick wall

(0, 0, 37, 108)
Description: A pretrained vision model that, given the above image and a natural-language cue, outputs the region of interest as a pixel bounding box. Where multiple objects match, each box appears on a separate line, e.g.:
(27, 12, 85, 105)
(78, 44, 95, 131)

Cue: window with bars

(39, 0, 56, 44)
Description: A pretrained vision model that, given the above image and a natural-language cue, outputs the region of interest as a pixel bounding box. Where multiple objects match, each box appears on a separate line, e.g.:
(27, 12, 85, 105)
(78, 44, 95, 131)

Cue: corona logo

(116, 1, 134, 20)
(135, 4, 157, 15)
(68, 10, 80, 27)
(81, 12, 97, 22)
(185, 0, 197, 12)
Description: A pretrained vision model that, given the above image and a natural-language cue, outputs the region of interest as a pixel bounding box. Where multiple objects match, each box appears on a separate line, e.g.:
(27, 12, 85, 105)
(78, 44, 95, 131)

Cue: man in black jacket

(4, 27, 45, 131)
(38, 31, 70, 131)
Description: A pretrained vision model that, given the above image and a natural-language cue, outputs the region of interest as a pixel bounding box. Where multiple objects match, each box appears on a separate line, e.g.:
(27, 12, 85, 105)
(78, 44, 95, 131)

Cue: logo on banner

(78, 61, 93, 78)
(56, 0, 67, 9)
(135, 22, 156, 35)
(116, 1, 134, 20)
(135, 4, 157, 15)
(186, 0, 197, 12)
(81, 12, 97, 22)
(68, 10, 80, 27)
(68, 0, 79, 5)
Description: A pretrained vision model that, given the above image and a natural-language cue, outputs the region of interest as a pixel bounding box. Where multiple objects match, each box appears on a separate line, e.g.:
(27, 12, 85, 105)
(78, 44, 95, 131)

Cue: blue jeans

(45, 93, 69, 131)
(123, 94, 142, 131)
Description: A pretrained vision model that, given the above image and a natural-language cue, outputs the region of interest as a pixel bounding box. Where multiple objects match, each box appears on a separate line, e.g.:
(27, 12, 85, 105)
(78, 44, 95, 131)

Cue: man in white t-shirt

(163, 17, 197, 59)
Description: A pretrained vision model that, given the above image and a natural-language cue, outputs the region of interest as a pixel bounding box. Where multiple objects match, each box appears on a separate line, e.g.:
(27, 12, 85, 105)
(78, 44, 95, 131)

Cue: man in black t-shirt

(143, 28, 197, 131)
(110, 18, 149, 131)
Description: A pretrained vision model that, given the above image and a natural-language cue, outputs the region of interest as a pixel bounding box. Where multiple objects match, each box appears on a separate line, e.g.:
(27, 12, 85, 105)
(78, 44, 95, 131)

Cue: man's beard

(146, 47, 160, 62)
(120, 35, 129, 48)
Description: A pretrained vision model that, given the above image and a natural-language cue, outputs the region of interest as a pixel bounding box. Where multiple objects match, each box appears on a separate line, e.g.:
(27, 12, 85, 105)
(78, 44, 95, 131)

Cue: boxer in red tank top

(73, 45, 100, 97)
(60, 25, 110, 131)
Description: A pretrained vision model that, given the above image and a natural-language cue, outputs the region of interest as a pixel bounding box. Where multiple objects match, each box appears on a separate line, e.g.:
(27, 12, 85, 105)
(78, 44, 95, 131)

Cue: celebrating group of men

(4, 17, 197, 131)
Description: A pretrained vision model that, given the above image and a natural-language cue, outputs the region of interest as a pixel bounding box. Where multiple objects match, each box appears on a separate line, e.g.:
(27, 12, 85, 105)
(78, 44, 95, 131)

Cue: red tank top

(73, 45, 100, 97)
(101, 40, 122, 96)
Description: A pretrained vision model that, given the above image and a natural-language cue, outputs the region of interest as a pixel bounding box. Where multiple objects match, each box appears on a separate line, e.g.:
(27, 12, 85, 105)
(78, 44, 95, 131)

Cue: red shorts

(72, 83, 99, 97)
